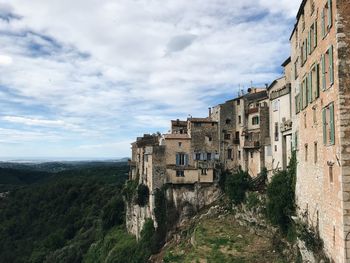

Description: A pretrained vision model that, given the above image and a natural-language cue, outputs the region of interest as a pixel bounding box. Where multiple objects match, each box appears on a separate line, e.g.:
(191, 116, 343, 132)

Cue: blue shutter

(330, 104, 335, 145)
(176, 153, 179, 165)
(321, 9, 326, 37)
(329, 46, 334, 85)
(184, 154, 189, 166)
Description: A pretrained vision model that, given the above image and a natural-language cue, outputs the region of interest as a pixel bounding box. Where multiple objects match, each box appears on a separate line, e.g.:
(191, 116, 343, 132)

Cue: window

(195, 153, 201, 161)
(322, 46, 334, 90)
(238, 150, 241, 160)
(237, 99, 240, 105)
(224, 133, 231, 140)
(144, 155, 148, 162)
(178, 142, 182, 147)
(310, 0, 315, 14)
(304, 113, 307, 128)
(238, 116, 242, 124)
(226, 119, 231, 124)
(201, 168, 207, 175)
(207, 153, 212, 161)
(250, 152, 253, 158)
(227, 149, 232, 159)
(273, 100, 279, 112)
(176, 170, 185, 177)
(305, 144, 308, 161)
(310, 21, 317, 51)
(311, 63, 320, 100)
(295, 131, 299, 150)
(194, 122, 201, 127)
(294, 58, 299, 79)
(322, 0, 333, 37)
(274, 122, 279, 141)
(275, 145, 277, 152)
(252, 116, 259, 125)
(329, 165, 334, 183)
(176, 153, 188, 166)
(322, 103, 335, 145)
(208, 136, 212, 142)
(313, 106, 317, 124)
(314, 142, 318, 163)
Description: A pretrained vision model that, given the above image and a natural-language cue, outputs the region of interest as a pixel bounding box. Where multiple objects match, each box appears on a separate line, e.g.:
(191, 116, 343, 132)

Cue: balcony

(244, 141, 260, 149)
(280, 119, 292, 133)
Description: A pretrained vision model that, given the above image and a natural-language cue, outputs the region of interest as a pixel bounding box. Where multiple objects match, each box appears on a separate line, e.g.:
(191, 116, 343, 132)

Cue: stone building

(290, 0, 350, 261)
(265, 58, 293, 176)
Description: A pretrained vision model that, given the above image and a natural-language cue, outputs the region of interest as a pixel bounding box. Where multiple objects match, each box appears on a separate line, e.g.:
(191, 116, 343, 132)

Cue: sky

(0, 0, 301, 160)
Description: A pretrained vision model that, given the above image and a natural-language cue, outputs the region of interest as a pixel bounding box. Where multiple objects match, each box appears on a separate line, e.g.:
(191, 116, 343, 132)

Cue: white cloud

(0, 0, 301, 158)
(0, 55, 12, 65)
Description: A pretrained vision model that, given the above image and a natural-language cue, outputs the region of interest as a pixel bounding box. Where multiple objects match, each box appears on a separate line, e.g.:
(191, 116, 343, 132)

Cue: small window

(329, 165, 333, 183)
(275, 122, 279, 141)
(176, 170, 185, 177)
(238, 150, 241, 160)
(207, 153, 212, 161)
(237, 100, 240, 105)
(195, 153, 201, 161)
(194, 122, 201, 127)
(238, 116, 242, 124)
(273, 100, 279, 112)
(178, 142, 182, 147)
(314, 142, 318, 163)
(252, 116, 259, 125)
(313, 107, 317, 124)
(250, 152, 253, 158)
(224, 133, 231, 140)
(176, 153, 188, 166)
(305, 144, 308, 161)
(225, 119, 231, 124)
(322, 103, 335, 145)
(227, 149, 232, 159)
(211, 122, 215, 126)
(304, 113, 307, 128)
(201, 168, 207, 175)
(275, 145, 277, 152)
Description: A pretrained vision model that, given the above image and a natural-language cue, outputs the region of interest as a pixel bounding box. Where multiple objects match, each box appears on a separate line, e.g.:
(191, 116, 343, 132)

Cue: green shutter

(314, 21, 317, 48)
(329, 46, 334, 85)
(308, 31, 311, 54)
(330, 103, 335, 145)
(315, 64, 320, 98)
(304, 80, 307, 108)
(328, 0, 332, 28)
(322, 54, 326, 90)
(308, 72, 312, 103)
(321, 9, 326, 37)
(322, 108, 327, 145)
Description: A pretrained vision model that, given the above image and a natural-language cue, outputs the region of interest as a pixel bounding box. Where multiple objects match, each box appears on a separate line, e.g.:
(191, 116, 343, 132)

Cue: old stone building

(265, 58, 293, 176)
(290, 0, 350, 261)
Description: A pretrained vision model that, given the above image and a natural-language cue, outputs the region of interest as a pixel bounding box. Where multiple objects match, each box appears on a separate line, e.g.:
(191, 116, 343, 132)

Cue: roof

(188, 117, 215, 123)
(290, 0, 307, 40)
(267, 77, 284, 91)
(244, 90, 268, 102)
(171, 120, 187, 126)
(281, 57, 291, 67)
(163, 134, 191, 140)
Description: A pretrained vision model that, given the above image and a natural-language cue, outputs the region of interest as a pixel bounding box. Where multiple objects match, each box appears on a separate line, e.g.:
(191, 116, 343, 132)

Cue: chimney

(208, 107, 212, 118)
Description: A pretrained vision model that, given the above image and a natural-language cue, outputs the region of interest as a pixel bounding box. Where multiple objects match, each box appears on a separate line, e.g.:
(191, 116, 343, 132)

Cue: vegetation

(136, 184, 150, 206)
(266, 151, 297, 235)
(0, 162, 154, 263)
(224, 169, 251, 205)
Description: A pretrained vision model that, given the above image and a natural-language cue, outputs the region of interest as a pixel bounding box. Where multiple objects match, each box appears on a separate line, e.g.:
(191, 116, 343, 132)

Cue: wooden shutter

(321, 9, 326, 37)
(328, 0, 332, 28)
(330, 104, 335, 145)
(322, 108, 327, 145)
(329, 46, 334, 85)
(322, 54, 326, 90)
(308, 72, 312, 103)
(315, 64, 320, 98)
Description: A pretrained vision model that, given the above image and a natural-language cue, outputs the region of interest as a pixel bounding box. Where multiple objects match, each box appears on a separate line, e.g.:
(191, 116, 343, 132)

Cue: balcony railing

(244, 141, 260, 148)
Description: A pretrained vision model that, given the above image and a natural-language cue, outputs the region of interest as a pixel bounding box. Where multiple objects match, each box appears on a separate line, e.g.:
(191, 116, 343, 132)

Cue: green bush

(225, 169, 251, 205)
(246, 192, 261, 210)
(101, 196, 125, 230)
(298, 223, 323, 253)
(122, 179, 138, 202)
(266, 151, 296, 234)
(136, 184, 150, 207)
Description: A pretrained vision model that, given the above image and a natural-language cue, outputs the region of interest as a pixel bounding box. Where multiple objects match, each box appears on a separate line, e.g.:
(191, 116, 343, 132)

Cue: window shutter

(322, 54, 326, 90)
(315, 64, 320, 98)
(308, 72, 312, 103)
(321, 9, 326, 37)
(328, 0, 332, 28)
(303, 80, 307, 108)
(308, 30, 311, 55)
(184, 154, 189, 166)
(314, 21, 317, 48)
(330, 104, 335, 145)
(322, 108, 327, 145)
(300, 84, 303, 110)
(329, 46, 334, 85)
(176, 153, 180, 165)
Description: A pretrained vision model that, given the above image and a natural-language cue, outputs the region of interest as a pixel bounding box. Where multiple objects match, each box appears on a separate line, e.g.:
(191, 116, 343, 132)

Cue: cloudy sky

(0, 0, 301, 160)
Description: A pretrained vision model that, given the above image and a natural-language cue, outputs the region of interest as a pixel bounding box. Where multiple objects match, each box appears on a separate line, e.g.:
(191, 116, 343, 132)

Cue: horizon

(0, 0, 301, 158)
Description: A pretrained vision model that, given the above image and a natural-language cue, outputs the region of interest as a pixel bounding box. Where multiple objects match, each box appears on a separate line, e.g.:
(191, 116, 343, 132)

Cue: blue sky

(0, 0, 301, 159)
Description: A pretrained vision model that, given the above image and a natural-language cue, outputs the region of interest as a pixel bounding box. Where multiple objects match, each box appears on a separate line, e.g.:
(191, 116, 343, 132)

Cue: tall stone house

(289, 0, 350, 261)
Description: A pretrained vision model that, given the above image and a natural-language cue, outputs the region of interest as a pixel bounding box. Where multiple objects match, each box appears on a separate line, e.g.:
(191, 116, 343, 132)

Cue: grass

(162, 213, 286, 263)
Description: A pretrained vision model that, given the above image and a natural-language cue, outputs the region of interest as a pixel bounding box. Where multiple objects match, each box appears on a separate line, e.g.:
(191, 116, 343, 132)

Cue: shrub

(122, 180, 138, 202)
(136, 184, 150, 207)
(225, 169, 251, 205)
(246, 192, 261, 210)
(266, 151, 296, 234)
(101, 196, 125, 230)
(298, 223, 324, 253)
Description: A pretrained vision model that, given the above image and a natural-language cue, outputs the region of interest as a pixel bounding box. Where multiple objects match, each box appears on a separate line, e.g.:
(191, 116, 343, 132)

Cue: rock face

(126, 183, 221, 239)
